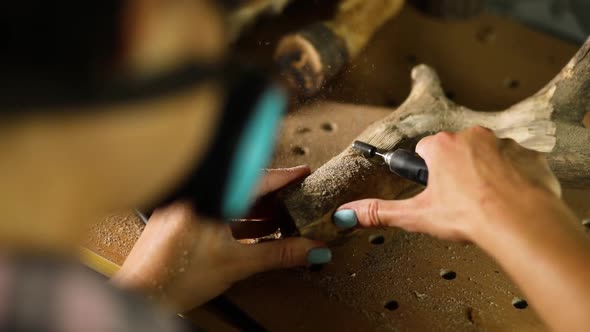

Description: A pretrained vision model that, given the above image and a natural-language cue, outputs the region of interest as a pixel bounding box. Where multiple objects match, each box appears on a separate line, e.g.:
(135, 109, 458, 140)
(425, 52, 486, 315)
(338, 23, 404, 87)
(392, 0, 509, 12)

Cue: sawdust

(85, 211, 145, 265)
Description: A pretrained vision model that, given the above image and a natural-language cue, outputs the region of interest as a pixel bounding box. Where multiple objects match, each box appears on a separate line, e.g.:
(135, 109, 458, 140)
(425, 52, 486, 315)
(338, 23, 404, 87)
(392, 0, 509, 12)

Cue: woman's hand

(333, 126, 561, 242)
(334, 126, 590, 331)
(112, 165, 330, 313)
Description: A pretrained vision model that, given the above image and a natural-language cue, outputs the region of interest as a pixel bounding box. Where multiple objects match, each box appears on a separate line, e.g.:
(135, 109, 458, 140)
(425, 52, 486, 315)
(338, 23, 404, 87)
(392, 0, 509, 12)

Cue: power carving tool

(352, 140, 429, 185)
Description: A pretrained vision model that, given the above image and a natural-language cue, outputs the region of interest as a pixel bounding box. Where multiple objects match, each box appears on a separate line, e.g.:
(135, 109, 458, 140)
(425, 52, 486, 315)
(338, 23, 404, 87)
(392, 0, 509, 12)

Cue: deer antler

(280, 37, 590, 240)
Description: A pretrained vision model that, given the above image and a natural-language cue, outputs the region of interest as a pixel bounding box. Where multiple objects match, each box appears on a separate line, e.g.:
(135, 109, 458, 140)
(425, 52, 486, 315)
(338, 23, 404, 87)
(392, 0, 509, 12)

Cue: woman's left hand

(112, 165, 330, 312)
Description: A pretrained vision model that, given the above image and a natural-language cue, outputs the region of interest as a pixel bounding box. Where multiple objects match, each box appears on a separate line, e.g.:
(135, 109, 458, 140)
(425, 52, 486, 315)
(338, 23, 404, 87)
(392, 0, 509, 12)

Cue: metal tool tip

(352, 140, 377, 158)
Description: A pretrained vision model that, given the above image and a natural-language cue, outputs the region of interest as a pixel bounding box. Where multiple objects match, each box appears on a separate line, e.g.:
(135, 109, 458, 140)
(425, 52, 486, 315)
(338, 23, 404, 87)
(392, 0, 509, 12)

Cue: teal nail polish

(307, 248, 332, 265)
(333, 209, 358, 229)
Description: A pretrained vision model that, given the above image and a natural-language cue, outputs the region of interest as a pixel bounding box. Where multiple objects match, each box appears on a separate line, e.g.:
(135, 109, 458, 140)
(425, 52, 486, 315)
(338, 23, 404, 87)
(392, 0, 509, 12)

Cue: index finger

(256, 165, 311, 196)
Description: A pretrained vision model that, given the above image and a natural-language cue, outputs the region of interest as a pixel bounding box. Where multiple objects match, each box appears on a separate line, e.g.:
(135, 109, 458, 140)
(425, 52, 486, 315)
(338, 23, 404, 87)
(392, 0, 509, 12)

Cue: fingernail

(307, 248, 332, 264)
(333, 209, 358, 229)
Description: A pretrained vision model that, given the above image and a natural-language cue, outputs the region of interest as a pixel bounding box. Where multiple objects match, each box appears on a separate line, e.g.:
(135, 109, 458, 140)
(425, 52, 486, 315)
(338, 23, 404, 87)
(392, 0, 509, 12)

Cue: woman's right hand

(333, 126, 561, 243)
(334, 126, 590, 332)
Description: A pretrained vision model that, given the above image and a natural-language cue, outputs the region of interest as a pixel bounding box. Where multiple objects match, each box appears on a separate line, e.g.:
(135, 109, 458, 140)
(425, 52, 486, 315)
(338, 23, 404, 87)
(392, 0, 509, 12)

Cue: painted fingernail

(333, 209, 358, 229)
(307, 248, 332, 265)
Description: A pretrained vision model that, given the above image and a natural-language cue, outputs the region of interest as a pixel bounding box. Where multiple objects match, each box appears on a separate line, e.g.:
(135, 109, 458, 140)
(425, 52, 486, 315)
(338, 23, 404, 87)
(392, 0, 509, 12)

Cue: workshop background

(85, 0, 590, 330)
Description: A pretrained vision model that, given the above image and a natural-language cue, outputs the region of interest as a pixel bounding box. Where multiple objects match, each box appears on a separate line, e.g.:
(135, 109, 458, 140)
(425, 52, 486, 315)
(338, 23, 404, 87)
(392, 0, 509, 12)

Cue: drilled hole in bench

(440, 269, 457, 280)
(504, 78, 520, 89)
(295, 127, 311, 134)
(466, 307, 478, 324)
(384, 300, 399, 311)
(406, 54, 417, 64)
(512, 297, 528, 309)
(321, 122, 336, 132)
(369, 234, 385, 245)
(476, 25, 495, 43)
(292, 146, 308, 156)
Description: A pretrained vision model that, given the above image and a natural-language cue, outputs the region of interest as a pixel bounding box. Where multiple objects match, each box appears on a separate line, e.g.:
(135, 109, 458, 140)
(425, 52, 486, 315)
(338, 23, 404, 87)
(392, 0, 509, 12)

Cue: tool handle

(387, 149, 429, 185)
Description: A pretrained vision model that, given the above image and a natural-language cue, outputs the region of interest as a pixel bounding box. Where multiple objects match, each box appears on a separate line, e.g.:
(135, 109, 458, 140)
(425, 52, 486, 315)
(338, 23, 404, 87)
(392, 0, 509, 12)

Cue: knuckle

(415, 136, 432, 156)
(417, 132, 454, 156)
(469, 125, 492, 134)
(432, 131, 456, 151)
(431, 132, 457, 151)
(467, 126, 495, 142)
(364, 200, 383, 227)
(434, 131, 456, 143)
(277, 243, 295, 268)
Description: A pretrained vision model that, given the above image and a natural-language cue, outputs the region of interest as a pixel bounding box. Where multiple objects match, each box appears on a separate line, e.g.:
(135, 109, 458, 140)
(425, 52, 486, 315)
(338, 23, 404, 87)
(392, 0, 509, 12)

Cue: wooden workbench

(85, 3, 588, 331)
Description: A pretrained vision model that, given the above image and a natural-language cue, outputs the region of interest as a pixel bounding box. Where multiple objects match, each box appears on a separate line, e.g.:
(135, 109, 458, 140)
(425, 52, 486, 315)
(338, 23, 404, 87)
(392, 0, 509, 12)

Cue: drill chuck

(384, 149, 428, 185)
(352, 140, 429, 185)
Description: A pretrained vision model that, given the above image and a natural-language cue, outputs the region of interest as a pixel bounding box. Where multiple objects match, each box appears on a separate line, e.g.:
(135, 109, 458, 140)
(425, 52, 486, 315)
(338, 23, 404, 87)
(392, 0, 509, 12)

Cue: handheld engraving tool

(352, 140, 429, 185)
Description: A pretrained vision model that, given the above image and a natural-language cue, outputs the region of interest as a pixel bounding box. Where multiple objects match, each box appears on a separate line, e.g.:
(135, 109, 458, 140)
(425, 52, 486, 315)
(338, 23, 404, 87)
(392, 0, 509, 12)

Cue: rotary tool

(352, 140, 429, 185)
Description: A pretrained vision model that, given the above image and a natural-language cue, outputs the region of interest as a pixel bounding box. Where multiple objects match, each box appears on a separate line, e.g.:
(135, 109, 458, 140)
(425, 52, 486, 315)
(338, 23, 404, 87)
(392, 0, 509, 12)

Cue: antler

(280, 37, 590, 240)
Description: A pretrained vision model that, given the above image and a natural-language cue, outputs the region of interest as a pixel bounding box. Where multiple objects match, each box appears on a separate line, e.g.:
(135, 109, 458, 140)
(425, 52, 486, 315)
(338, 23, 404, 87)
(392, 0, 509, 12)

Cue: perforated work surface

(85, 3, 589, 331)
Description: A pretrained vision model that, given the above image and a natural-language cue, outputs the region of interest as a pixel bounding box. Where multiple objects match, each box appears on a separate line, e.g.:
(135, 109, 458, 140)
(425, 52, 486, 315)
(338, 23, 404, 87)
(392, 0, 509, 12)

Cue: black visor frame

(0, 62, 226, 111)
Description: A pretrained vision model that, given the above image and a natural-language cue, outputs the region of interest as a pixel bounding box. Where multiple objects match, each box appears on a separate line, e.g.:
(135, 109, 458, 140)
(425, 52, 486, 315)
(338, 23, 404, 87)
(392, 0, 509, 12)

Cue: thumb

(335, 197, 425, 231)
(236, 238, 330, 277)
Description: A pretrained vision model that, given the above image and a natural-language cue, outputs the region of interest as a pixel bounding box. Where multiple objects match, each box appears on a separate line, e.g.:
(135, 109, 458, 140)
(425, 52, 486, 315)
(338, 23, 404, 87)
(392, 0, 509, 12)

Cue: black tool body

(352, 141, 429, 185)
